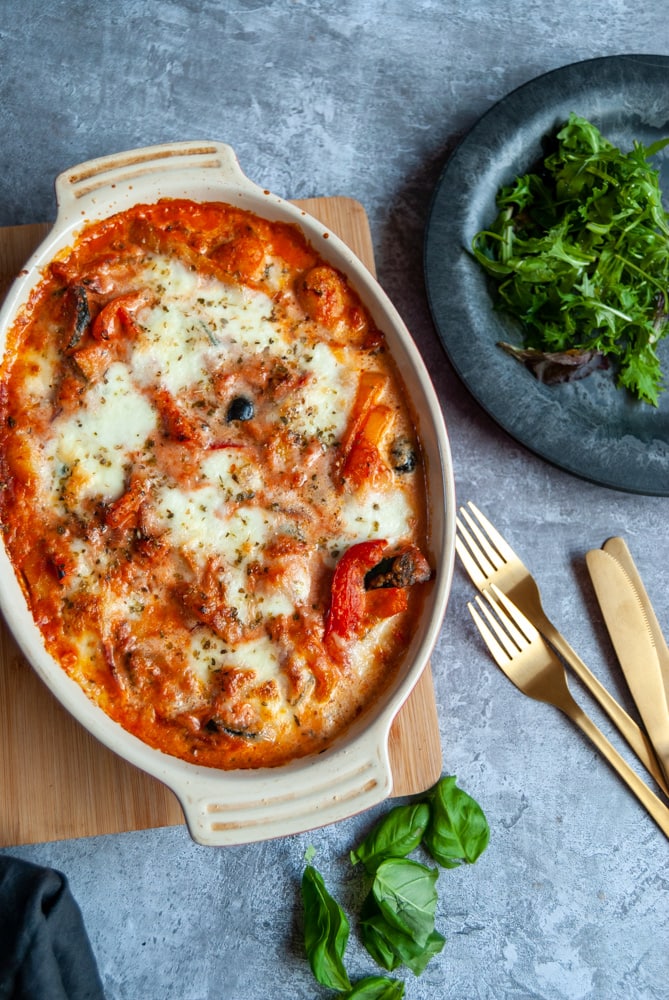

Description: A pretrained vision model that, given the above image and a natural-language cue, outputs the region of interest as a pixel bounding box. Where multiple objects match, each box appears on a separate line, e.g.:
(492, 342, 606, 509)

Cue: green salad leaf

(301, 865, 351, 991)
(423, 775, 490, 868)
(472, 113, 669, 405)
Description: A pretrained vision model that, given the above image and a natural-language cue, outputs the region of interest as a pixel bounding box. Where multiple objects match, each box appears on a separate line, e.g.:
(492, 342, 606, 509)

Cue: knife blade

(602, 536, 669, 695)
(586, 547, 669, 788)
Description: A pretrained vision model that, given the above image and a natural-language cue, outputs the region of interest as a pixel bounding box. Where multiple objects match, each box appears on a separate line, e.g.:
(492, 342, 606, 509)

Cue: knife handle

(564, 698, 669, 839)
(537, 614, 669, 799)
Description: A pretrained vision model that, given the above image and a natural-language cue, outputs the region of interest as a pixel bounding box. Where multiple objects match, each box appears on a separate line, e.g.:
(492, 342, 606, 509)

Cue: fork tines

(455, 501, 514, 586)
(468, 586, 538, 667)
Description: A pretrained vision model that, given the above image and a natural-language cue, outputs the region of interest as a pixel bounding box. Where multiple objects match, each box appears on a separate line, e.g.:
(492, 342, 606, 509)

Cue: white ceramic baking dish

(0, 141, 455, 846)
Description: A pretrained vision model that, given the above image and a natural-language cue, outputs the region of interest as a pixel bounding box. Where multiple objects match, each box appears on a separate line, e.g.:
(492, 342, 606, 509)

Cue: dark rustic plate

(424, 54, 669, 495)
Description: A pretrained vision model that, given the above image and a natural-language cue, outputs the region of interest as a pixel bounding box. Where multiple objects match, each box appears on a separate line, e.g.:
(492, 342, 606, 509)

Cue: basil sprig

(358, 855, 444, 975)
(301, 775, 489, 994)
(371, 858, 438, 946)
(301, 865, 351, 991)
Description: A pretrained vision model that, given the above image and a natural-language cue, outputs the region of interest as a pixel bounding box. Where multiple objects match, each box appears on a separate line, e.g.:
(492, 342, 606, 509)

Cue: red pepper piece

(338, 371, 387, 468)
(324, 539, 388, 653)
(341, 404, 393, 491)
(364, 586, 409, 624)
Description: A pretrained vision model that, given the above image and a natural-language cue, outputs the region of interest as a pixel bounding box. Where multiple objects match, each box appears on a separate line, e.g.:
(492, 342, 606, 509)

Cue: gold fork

(469, 586, 669, 838)
(456, 501, 669, 798)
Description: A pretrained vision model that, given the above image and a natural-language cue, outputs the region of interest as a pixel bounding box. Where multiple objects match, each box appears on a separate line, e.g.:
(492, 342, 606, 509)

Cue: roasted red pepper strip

(364, 585, 409, 624)
(338, 371, 387, 468)
(341, 404, 393, 491)
(324, 539, 388, 653)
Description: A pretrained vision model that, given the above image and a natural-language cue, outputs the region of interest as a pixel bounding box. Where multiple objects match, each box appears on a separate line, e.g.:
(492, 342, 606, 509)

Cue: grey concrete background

(1, 2, 668, 998)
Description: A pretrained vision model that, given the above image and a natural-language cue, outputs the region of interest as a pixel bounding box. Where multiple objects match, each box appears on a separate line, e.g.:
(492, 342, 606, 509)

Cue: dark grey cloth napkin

(0, 856, 105, 1000)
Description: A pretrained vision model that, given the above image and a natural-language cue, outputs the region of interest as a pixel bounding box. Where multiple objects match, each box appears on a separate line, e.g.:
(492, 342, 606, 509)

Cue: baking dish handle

(54, 141, 249, 215)
(174, 740, 393, 847)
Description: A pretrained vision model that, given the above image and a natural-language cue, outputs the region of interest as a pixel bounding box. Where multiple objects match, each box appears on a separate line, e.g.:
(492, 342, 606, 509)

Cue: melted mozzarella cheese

(46, 362, 157, 509)
(152, 482, 231, 556)
(200, 449, 263, 499)
(17, 349, 54, 404)
(188, 630, 285, 693)
(337, 488, 412, 551)
(132, 257, 279, 394)
(0, 200, 430, 770)
(280, 342, 354, 444)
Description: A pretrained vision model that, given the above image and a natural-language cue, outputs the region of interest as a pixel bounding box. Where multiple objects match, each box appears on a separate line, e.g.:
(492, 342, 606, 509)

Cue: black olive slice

(390, 436, 417, 473)
(226, 396, 255, 422)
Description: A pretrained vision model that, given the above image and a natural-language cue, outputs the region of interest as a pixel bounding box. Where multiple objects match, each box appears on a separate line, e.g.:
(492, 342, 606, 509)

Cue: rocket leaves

(301, 776, 489, 995)
(472, 113, 669, 405)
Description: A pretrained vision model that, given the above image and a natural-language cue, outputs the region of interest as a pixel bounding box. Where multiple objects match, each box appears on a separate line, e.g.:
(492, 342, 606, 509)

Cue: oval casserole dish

(0, 141, 455, 845)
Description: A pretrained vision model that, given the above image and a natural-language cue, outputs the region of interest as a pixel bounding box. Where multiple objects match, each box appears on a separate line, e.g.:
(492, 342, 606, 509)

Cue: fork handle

(562, 699, 669, 839)
(540, 617, 669, 799)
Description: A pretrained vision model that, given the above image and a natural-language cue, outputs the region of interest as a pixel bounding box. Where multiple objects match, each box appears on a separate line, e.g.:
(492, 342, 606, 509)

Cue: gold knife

(602, 536, 669, 695)
(586, 547, 669, 790)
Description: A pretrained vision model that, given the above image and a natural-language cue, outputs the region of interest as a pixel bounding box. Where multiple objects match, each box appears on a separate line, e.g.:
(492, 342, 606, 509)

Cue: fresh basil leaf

(423, 776, 490, 869)
(301, 865, 351, 991)
(396, 926, 445, 977)
(350, 802, 430, 873)
(371, 858, 438, 948)
(360, 909, 445, 976)
(341, 975, 405, 999)
(359, 905, 402, 971)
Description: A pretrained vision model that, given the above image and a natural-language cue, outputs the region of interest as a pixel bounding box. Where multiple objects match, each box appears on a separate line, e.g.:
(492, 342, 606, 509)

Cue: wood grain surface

(0, 197, 442, 847)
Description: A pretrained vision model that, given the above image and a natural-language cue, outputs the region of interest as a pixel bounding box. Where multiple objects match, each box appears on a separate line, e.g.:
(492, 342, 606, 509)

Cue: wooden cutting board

(0, 197, 442, 847)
